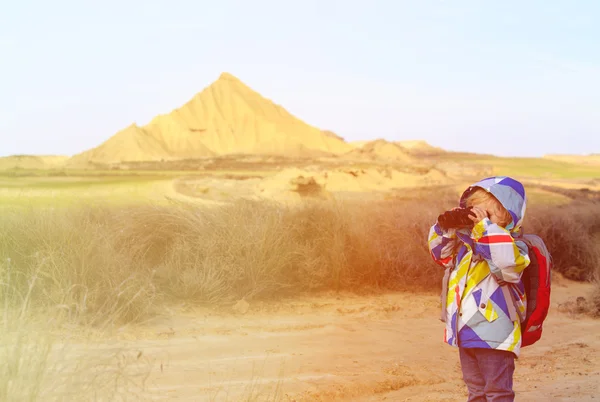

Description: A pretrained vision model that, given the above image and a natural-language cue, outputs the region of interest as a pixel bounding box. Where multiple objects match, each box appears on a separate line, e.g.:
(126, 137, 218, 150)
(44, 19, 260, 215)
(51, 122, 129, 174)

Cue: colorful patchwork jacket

(427, 176, 530, 357)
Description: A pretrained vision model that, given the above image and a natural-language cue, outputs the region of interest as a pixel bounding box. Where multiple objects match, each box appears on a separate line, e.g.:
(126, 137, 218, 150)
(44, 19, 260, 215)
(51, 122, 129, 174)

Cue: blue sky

(1, 0, 599, 157)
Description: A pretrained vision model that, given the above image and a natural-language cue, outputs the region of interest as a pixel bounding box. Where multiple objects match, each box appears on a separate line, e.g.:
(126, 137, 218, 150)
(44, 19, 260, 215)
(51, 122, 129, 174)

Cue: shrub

(525, 201, 600, 281)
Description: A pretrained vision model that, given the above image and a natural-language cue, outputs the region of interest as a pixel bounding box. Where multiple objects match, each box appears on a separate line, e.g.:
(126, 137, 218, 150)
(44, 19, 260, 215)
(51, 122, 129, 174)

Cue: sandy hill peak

(218, 72, 239, 80)
(71, 73, 352, 164)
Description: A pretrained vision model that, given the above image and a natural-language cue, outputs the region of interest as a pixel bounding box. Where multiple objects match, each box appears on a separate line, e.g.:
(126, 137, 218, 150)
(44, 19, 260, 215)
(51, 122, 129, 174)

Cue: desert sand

(170, 166, 448, 204)
(67, 276, 599, 402)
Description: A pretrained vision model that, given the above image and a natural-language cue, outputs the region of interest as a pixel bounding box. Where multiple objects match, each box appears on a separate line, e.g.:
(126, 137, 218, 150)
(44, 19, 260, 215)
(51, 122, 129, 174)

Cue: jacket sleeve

(427, 223, 459, 269)
(470, 218, 530, 283)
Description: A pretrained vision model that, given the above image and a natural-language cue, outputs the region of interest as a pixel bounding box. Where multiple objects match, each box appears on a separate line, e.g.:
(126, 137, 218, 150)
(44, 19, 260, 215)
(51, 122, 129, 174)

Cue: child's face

(468, 198, 508, 227)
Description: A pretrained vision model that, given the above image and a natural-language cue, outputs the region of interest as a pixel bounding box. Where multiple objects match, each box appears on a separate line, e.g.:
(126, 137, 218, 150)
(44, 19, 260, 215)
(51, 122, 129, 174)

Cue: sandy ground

(68, 278, 598, 402)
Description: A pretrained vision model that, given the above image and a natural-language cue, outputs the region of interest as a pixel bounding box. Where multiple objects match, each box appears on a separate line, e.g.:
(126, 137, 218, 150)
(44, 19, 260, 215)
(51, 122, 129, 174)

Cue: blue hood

(459, 176, 527, 233)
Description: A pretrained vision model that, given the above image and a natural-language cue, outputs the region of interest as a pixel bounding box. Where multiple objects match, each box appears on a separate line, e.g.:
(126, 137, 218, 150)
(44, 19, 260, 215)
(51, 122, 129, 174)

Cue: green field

(0, 169, 271, 208)
(438, 154, 600, 180)
(0, 176, 173, 208)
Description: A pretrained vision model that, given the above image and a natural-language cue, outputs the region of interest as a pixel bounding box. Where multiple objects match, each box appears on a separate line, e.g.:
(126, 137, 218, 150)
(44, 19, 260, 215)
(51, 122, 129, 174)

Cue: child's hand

(469, 206, 489, 224)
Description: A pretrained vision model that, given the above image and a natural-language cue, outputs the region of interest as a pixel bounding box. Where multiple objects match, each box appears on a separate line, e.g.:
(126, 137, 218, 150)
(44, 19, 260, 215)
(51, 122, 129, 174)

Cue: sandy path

(91, 279, 599, 401)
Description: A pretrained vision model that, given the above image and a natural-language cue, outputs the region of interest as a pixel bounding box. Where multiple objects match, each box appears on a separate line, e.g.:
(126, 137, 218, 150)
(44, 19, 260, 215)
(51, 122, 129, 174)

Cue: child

(428, 176, 530, 402)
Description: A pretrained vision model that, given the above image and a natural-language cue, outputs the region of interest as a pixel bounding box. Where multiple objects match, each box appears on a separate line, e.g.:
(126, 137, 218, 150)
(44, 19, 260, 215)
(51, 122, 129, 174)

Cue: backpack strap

(440, 267, 450, 322)
(500, 285, 518, 321)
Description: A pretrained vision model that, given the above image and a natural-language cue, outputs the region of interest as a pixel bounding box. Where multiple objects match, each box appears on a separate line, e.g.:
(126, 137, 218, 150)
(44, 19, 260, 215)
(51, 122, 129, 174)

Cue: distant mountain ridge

(345, 139, 415, 162)
(349, 139, 444, 157)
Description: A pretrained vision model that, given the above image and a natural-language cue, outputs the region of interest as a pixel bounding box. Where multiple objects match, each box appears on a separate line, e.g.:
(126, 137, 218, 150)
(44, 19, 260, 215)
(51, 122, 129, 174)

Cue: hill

(349, 140, 370, 149)
(395, 140, 445, 156)
(70, 73, 352, 164)
(344, 139, 415, 163)
(350, 139, 444, 156)
(0, 155, 69, 170)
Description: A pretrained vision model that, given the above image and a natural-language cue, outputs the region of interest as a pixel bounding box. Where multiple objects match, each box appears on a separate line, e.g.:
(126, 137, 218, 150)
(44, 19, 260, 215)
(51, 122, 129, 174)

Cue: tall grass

(1, 190, 599, 326)
(526, 200, 600, 281)
(0, 257, 153, 401)
(0, 266, 52, 401)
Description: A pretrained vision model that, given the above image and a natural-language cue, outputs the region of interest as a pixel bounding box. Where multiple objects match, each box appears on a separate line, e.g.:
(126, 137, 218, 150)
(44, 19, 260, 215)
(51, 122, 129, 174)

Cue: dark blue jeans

(459, 347, 515, 402)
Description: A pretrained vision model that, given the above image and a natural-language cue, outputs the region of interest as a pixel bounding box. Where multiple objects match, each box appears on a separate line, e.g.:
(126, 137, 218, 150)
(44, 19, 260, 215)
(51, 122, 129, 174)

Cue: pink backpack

(520, 234, 553, 347)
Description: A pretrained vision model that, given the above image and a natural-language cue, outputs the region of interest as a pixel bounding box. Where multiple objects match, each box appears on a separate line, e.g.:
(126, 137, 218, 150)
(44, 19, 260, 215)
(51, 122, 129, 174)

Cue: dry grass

(525, 201, 600, 281)
(0, 260, 153, 401)
(1, 190, 599, 326)
(0, 194, 453, 325)
(0, 321, 153, 401)
(592, 287, 600, 317)
(525, 199, 600, 316)
(0, 315, 52, 401)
